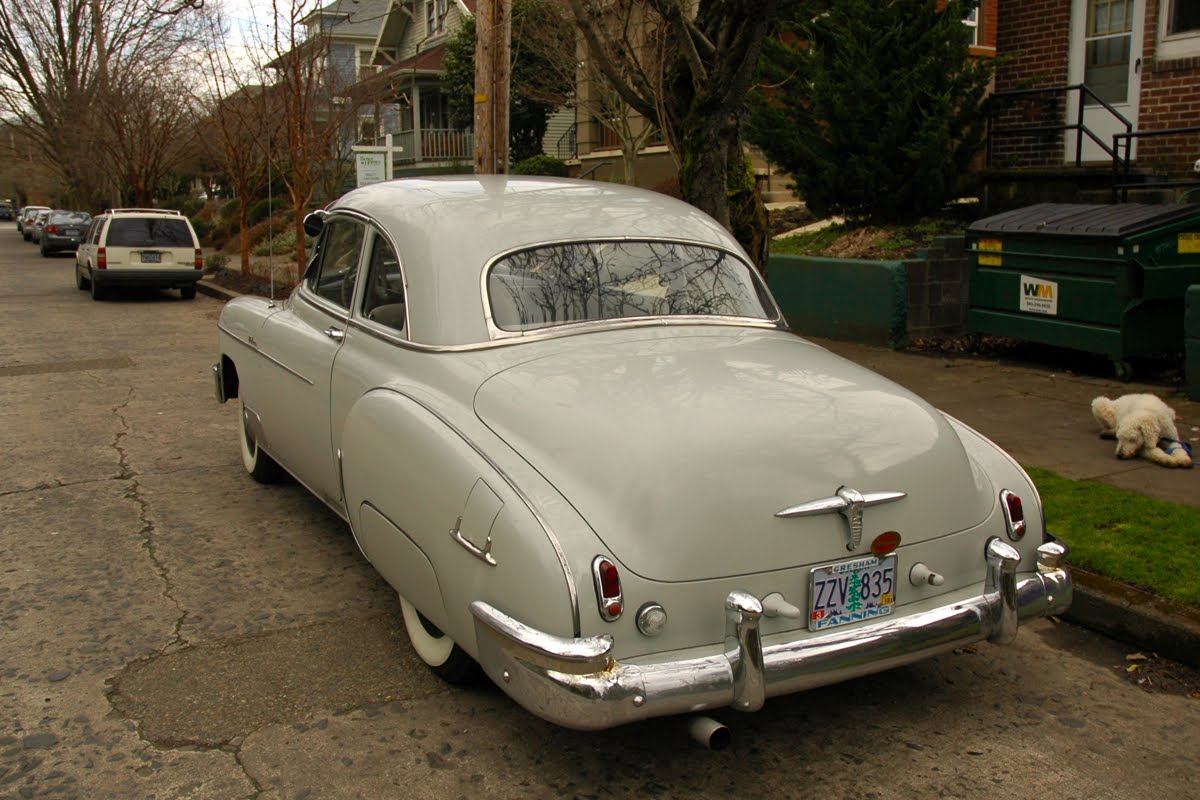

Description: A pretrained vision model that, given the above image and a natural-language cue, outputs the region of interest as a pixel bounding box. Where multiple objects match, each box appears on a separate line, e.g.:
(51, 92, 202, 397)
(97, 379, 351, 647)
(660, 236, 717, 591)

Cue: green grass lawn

(1026, 466, 1200, 605)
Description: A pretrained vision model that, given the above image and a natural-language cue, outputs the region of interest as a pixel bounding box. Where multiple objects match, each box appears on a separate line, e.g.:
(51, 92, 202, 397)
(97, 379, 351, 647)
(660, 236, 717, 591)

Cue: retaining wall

(767, 236, 969, 347)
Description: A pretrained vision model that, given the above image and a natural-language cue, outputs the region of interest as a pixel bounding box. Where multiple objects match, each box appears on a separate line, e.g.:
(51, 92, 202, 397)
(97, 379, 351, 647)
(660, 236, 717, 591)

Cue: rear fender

(339, 388, 575, 657)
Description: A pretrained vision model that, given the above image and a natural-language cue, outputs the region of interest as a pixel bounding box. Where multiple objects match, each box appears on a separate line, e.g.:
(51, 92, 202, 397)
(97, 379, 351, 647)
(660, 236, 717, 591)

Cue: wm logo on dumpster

(1019, 275, 1058, 316)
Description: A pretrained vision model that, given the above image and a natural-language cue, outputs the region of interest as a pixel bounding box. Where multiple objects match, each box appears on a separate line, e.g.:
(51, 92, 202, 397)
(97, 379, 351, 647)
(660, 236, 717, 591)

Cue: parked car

(40, 211, 92, 256)
(28, 209, 52, 244)
(0, 203, 13, 221)
(20, 206, 49, 239)
(213, 177, 1072, 734)
(74, 208, 203, 300)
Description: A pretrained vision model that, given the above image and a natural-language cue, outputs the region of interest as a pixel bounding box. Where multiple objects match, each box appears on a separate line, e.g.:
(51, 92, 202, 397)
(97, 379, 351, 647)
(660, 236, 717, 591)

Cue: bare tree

(195, 11, 271, 271)
(0, 0, 215, 209)
(563, 0, 804, 268)
(247, 0, 370, 278)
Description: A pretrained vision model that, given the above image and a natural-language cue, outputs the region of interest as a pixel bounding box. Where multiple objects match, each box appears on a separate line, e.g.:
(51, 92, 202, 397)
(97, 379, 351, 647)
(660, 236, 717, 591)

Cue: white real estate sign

(352, 134, 400, 188)
(355, 153, 387, 187)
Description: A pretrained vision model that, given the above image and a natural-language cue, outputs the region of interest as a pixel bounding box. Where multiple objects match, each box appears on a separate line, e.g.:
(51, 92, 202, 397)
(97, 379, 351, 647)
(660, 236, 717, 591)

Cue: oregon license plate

(809, 555, 897, 631)
(141, 251, 161, 264)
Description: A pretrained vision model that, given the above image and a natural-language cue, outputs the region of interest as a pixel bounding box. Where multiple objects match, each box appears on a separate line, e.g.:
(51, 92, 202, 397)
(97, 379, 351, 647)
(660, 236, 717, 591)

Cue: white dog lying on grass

(1091, 394, 1194, 468)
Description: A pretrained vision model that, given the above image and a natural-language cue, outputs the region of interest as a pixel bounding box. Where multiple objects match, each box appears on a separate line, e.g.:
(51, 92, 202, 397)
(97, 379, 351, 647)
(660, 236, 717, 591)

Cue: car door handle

(322, 326, 345, 342)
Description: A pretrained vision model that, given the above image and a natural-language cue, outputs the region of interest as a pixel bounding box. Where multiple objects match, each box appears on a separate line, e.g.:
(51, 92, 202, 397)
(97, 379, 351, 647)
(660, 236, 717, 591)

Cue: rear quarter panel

(338, 387, 580, 656)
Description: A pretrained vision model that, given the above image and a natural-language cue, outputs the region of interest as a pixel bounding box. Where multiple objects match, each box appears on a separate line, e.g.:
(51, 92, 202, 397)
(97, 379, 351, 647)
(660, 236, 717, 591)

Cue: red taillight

(592, 556, 623, 621)
(1001, 489, 1026, 540)
(97, 247, 107, 270)
(194, 248, 204, 270)
(46, 225, 61, 235)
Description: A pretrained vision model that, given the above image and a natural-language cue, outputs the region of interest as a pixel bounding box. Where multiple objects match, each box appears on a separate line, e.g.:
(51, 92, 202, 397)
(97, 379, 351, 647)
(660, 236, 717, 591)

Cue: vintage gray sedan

(213, 176, 1071, 735)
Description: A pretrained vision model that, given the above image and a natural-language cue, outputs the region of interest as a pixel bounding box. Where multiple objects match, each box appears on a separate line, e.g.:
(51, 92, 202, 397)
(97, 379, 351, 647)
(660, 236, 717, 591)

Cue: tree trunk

(678, 110, 732, 232)
(239, 201, 251, 272)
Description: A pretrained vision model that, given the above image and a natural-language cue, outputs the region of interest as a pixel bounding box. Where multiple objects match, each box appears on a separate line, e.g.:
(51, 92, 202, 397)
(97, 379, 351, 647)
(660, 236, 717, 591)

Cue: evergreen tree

(442, 0, 566, 165)
(746, 0, 994, 223)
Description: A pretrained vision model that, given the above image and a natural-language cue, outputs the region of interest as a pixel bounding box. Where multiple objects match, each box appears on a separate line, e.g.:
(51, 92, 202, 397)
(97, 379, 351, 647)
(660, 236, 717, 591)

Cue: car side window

(362, 233, 406, 332)
(308, 218, 365, 310)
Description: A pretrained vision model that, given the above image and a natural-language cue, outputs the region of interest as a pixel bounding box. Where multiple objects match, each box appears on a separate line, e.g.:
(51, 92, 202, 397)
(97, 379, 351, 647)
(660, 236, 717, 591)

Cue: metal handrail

(988, 83, 1200, 203)
(986, 83, 1131, 168)
(556, 123, 577, 161)
(1111, 124, 1200, 201)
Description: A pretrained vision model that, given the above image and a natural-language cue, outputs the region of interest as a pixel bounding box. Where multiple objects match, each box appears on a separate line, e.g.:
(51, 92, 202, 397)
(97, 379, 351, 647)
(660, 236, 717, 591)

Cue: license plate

(809, 555, 897, 631)
(141, 251, 161, 264)
(63, 229, 79, 236)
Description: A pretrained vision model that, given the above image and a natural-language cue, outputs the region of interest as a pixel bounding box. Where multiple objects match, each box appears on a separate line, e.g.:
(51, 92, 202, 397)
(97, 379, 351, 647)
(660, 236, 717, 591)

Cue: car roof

(326, 176, 749, 347)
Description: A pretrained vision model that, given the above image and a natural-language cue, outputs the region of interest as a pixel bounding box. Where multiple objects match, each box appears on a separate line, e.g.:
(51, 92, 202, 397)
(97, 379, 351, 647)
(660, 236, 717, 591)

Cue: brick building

(990, 0, 1200, 184)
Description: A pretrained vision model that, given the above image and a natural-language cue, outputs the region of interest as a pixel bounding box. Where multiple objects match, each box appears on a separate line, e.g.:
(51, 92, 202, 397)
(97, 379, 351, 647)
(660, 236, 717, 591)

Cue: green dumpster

(1187, 285, 1200, 400)
(966, 203, 1200, 379)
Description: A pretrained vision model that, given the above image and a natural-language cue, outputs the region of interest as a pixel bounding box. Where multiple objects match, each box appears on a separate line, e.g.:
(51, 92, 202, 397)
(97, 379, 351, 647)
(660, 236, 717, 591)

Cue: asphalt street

(1, 226, 1198, 799)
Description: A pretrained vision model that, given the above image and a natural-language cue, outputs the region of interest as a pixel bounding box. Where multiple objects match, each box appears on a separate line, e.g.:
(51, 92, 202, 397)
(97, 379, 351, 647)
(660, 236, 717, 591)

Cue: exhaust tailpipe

(688, 715, 731, 750)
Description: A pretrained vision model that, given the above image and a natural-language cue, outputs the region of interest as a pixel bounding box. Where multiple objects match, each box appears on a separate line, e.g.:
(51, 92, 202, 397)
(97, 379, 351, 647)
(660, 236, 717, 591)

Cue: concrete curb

(1065, 568, 1200, 667)
(197, 279, 240, 303)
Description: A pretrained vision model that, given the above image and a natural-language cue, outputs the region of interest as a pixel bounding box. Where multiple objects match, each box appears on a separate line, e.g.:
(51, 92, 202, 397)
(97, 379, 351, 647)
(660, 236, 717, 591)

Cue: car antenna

(267, 135, 276, 306)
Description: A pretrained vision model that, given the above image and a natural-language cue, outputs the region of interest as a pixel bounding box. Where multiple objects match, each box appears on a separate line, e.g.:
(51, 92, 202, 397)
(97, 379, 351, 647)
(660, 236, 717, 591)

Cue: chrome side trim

(396, 390, 581, 637)
(469, 553, 1072, 731)
(945, 413, 1049, 540)
(218, 324, 315, 387)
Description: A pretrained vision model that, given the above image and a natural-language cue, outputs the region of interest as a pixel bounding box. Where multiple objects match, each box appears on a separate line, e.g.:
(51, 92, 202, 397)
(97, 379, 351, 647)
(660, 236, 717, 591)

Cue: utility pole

(473, 0, 511, 175)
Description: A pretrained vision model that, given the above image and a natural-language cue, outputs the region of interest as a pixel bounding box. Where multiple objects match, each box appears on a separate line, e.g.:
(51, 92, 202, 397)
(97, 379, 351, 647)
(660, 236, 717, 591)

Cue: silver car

(213, 176, 1071, 734)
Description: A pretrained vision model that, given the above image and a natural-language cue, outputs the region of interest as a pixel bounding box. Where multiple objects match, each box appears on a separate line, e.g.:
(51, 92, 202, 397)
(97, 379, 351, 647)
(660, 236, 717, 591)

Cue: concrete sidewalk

(812, 336, 1200, 667)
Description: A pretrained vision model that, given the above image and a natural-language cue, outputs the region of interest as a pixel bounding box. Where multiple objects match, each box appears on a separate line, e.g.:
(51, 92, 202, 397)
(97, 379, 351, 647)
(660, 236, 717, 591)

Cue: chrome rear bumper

(470, 538, 1071, 730)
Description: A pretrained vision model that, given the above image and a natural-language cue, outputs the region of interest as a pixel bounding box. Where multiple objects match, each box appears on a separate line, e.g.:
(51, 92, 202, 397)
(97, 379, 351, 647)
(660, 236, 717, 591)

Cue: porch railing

(388, 128, 473, 164)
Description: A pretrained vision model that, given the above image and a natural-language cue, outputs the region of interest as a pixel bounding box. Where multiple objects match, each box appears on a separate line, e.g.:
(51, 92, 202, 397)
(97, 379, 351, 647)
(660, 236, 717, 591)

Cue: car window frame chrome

(477, 236, 785, 342)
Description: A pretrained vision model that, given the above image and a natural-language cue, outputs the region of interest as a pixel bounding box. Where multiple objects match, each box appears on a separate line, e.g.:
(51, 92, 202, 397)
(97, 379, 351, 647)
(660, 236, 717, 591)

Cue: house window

(426, 0, 448, 36)
(359, 118, 378, 144)
(963, 6, 979, 47)
(1157, 0, 1200, 60)
(1166, 0, 1200, 34)
(358, 48, 380, 81)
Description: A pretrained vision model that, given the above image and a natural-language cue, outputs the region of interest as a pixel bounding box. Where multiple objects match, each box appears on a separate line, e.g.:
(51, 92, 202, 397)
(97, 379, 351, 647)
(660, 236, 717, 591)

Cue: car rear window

(49, 212, 90, 225)
(487, 240, 774, 332)
(106, 218, 194, 247)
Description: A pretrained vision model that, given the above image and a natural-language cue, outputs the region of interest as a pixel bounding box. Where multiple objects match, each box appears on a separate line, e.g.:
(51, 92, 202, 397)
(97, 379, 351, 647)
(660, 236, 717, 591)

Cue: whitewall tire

(399, 595, 480, 685)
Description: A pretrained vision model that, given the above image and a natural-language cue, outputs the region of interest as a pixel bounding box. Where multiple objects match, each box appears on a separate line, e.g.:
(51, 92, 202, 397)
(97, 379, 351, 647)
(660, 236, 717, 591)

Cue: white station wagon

(213, 177, 1071, 737)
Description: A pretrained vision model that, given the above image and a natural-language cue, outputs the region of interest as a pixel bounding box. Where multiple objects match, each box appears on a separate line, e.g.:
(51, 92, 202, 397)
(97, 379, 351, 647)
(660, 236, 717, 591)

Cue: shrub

(746, 0, 994, 223)
(190, 217, 213, 242)
(218, 198, 241, 225)
(247, 198, 276, 226)
(512, 154, 569, 177)
(179, 197, 204, 217)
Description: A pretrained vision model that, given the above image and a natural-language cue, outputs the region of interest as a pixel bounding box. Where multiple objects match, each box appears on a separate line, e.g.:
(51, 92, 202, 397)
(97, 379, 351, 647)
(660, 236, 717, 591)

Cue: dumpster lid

(967, 203, 1200, 239)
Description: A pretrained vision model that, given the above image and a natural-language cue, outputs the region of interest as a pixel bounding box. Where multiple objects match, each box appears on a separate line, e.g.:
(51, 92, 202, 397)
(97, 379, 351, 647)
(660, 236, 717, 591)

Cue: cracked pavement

(2, 229, 1198, 799)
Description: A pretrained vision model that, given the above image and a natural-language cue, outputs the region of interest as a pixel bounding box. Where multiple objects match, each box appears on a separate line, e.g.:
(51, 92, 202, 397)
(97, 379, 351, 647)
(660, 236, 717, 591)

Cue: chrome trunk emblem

(775, 487, 906, 550)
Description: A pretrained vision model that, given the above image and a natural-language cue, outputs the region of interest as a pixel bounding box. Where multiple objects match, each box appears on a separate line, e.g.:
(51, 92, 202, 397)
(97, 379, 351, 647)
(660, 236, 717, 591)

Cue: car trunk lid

(474, 330, 991, 581)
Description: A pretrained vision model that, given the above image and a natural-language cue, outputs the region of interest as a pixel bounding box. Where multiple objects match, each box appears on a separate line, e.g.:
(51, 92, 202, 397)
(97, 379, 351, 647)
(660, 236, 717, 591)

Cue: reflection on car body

(213, 176, 1072, 733)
